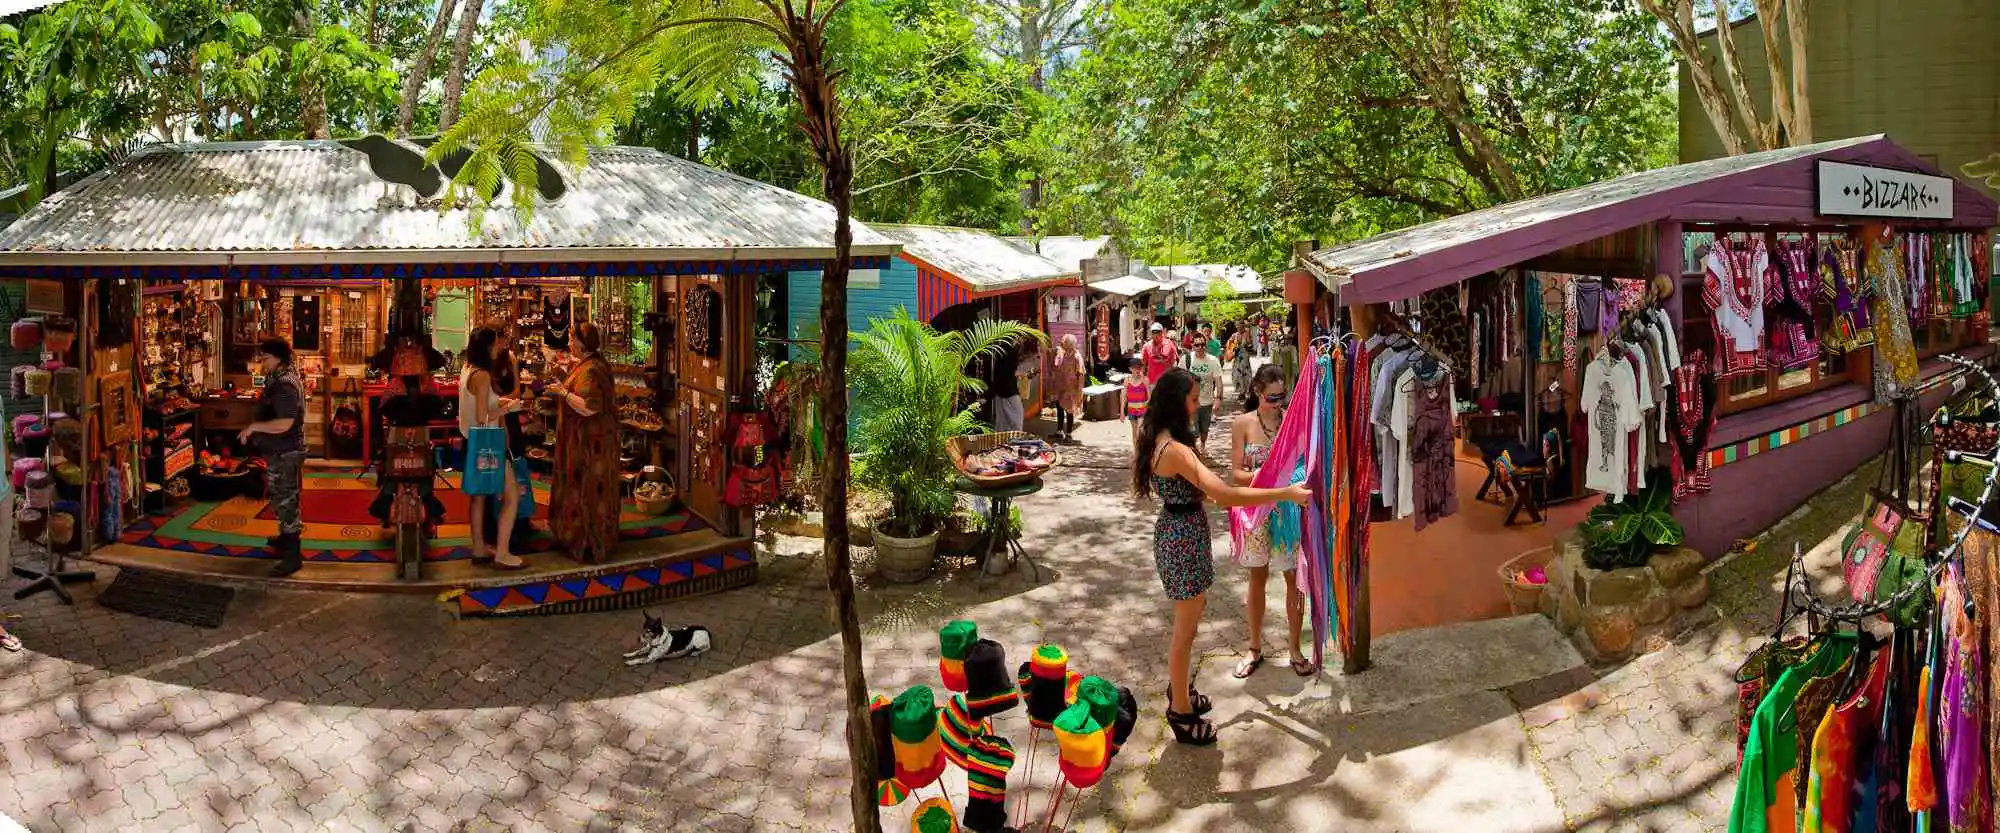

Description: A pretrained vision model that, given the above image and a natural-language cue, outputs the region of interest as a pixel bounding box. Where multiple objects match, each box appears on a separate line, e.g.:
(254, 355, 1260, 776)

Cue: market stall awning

(1302, 134, 2000, 305)
(1003, 235, 1112, 274)
(1089, 275, 1162, 298)
(1170, 264, 1265, 298)
(866, 224, 1080, 322)
(0, 140, 903, 266)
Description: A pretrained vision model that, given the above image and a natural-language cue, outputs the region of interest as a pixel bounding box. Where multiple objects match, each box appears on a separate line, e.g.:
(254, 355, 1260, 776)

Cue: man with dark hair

(240, 337, 308, 576)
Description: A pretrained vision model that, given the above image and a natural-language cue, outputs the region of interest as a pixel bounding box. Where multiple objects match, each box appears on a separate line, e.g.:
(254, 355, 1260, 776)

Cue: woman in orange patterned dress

(545, 322, 620, 563)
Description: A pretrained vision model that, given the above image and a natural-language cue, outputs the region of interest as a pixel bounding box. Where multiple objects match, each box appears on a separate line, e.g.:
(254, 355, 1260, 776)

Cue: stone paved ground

(0, 411, 1871, 832)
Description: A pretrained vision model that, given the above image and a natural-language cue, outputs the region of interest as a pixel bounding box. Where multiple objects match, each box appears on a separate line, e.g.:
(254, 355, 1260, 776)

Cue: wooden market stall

(1285, 135, 1997, 670)
(0, 140, 901, 616)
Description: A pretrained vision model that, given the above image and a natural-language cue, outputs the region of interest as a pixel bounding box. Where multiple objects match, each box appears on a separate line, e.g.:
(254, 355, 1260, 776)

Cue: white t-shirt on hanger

(1582, 349, 1641, 499)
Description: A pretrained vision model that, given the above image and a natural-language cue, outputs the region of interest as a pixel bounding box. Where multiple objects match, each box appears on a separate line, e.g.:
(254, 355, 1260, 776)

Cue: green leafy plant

(1577, 480, 1684, 570)
(851, 308, 1045, 538)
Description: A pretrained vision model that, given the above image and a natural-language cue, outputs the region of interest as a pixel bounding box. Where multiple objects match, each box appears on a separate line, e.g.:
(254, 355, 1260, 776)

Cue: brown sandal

(1290, 656, 1316, 677)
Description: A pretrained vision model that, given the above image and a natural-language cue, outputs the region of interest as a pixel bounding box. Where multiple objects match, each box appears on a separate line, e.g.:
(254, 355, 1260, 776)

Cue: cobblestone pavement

(0, 410, 1868, 832)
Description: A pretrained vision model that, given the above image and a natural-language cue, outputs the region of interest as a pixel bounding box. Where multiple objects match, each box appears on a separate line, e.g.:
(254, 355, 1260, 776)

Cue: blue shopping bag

(461, 426, 507, 497)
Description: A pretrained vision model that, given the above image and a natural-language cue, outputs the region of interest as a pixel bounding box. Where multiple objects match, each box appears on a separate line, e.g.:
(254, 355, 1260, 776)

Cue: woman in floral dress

(1133, 368, 1308, 745)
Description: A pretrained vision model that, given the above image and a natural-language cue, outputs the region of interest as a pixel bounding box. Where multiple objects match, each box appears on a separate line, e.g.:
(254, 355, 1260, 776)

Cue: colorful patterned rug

(120, 472, 708, 563)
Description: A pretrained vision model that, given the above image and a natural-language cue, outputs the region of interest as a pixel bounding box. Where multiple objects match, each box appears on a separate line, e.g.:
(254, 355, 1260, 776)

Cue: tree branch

(854, 165, 983, 195)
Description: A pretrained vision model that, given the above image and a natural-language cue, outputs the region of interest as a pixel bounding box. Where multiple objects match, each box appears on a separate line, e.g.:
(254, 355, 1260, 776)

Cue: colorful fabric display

(1052, 702, 1109, 789)
(939, 620, 977, 692)
(890, 687, 947, 795)
(939, 639, 1018, 833)
(1019, 645, 1073, 729)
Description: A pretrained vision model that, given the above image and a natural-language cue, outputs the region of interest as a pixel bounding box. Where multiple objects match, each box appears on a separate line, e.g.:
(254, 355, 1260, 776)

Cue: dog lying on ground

(624, 612, 712, 666)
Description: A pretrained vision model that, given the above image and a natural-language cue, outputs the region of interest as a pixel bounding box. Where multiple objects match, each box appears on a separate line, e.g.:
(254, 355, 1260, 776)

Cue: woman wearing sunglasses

(1230, 363, 1311, 679)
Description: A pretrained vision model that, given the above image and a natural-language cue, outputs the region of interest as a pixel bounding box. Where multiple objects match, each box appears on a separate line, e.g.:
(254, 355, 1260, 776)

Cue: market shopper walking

(1230, 364, 1310, 679)
(1187, 340, 1224, 450)
(240, 338, 308, 577)
(1133, 368, 1308, 746)
(546, 322, 620, 564)
(1050, 333, 1086, 442)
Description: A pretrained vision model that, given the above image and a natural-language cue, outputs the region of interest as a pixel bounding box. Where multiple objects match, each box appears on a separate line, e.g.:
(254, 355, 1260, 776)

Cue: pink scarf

(1230, 354, 1321, 562)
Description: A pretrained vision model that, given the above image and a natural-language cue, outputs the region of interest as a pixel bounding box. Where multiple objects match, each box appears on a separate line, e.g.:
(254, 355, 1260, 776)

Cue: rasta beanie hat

(938, 621, 978, 692)
(1073, 676, 1140, 757)
(1017, 644, 1079, 729)
(870, 695, 907, 806)
(961, 639, 1020, 720)
(1053, 701, 1109, 789)
(889, 686, 947, 795)
(910, 797, 960, 833)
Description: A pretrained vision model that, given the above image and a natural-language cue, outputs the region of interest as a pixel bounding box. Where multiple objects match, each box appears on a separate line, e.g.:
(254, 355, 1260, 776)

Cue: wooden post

(1346, 302, 1379, 674)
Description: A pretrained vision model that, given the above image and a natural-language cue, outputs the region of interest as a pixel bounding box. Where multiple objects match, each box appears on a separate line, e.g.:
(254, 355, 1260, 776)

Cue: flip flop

(491, 555, 529, 571)
(1290, 657, 1315, 677)
(1232, 651, 1264, 679)
(0, 630, 21, 653)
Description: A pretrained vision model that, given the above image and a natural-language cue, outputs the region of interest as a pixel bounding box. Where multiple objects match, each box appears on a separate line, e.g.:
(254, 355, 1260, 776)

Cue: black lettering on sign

(1851, 176, 1940, 212)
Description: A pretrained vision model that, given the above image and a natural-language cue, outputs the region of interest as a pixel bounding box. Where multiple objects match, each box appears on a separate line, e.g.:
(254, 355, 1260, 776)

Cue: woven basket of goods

(10, 319, 41, 351)
(947, 431, 1060, 488)
(22, 368, 50, 397)
(634, 480, 677, 515)
(14, 508, 44, 541)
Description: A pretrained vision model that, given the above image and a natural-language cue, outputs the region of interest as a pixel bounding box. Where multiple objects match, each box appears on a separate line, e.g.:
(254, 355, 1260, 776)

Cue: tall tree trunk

(296, 10, 330, 139)
(1639, 0, 1751, 155)
(778, 2, 879, 830)
(687, 107, 700, 161)
(397, 0, 461, 137)
(1017, 0, 1044, 235)
(1706, 0, 1773, 149)
(439, 0, 487, 130)
(1751, 0, 1794, 144)
(1784, 0, 1811, 144)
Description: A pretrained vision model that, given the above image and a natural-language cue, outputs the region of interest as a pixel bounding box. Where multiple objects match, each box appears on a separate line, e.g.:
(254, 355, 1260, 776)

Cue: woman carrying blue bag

(459, 328, 526, 570)
(479, 348, 537, 548)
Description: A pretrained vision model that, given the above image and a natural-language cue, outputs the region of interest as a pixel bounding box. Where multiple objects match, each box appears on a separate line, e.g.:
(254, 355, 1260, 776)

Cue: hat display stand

(11, 340, 97, 605)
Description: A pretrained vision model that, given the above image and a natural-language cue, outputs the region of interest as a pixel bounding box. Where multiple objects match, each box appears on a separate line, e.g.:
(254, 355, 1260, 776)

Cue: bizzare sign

(1817, 161, 1955, 220)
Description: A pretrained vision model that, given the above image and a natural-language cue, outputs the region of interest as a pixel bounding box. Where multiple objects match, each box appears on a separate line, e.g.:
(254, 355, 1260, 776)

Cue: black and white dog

(624, 612, 712, 666)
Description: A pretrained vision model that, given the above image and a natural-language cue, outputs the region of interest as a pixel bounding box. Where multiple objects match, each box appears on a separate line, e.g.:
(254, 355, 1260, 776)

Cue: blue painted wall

(787, 256, 920, 345)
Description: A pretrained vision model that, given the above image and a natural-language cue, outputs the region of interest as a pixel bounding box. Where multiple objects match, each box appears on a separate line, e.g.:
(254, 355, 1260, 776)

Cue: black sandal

(1187, 686, 1213, 716)
(1233, 651, 1264, 679)
(1166, 709, 1218, 746)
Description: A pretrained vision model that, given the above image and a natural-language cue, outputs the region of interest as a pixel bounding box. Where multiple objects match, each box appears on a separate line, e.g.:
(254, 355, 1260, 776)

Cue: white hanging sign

(1817, 161, 1954, 219)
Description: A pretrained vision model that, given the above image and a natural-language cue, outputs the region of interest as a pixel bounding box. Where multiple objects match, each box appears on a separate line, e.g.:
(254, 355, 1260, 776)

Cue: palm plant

(851, 308, 1045, 537)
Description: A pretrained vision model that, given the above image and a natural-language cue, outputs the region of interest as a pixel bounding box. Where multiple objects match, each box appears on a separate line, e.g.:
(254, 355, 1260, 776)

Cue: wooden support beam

(1346, 302, 1379, 674)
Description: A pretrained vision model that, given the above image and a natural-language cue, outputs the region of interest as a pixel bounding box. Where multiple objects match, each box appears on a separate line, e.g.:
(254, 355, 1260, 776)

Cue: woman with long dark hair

(460, 327, 526, 569)
(1134, 367, 1307, 745)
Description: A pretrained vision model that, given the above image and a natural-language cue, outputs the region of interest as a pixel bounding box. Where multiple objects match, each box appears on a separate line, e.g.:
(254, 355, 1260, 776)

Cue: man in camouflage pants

(240, 338, 308, 577)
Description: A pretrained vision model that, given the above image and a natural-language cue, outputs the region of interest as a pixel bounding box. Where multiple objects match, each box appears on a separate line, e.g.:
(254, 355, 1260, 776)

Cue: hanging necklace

(1258, 409, 1281, 441)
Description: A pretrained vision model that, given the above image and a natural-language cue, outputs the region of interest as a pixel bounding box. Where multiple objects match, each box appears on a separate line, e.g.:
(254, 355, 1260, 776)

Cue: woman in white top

(461, 328, 526, 569)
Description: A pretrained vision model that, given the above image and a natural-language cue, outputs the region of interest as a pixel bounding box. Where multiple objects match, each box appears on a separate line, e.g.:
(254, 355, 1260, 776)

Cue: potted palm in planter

(852, 309, 1044, 582)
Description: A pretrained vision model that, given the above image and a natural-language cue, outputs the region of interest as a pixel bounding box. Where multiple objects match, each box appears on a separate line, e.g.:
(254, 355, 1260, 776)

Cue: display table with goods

(7, 313, 96, 604)
(946, 428, 1056, 584)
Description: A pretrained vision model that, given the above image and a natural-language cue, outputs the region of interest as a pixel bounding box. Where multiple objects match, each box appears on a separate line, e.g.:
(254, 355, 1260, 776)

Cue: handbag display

(384, 427, 433, 480)
(1840, 489, 1916, 601)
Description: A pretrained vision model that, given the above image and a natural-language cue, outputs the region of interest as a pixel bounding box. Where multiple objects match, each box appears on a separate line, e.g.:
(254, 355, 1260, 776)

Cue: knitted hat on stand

(1073, 676, 1138, 757)
(1052, 701, 1109, 789)
(911, 797, 960, 833)
(1017, 645, 1075, 729)
(961, 640, 1019, 720)
(941, 640, 1020, 833)
(889, 686, 947, 795)
(938, 621, 978, 692)
(870, 695, 905, 806)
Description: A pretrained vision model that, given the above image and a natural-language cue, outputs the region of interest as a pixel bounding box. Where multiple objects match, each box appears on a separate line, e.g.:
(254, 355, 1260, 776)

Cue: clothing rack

(1371, 308, 1453, 376)
(1777, 352, 1995, 623)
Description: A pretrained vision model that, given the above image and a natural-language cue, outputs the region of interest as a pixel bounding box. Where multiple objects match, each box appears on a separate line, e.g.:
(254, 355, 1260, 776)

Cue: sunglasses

(1263, 392, 1288, 403)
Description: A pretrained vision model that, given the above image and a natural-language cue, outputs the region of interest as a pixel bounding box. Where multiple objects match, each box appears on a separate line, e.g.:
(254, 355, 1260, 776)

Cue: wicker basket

(947, 431, 1059, 488)
(1499, 546, 1555, 616)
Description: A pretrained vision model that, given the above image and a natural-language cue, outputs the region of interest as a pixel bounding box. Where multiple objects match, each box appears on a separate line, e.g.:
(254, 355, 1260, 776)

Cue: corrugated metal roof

(1003, 235, 1111, 274)
(1090, 275, 1162, 297)
(870, 224, 1077, 292)
(1302, 135, 1892, 303)
(0, 140, 900, 262)
(1171, 264, 1265, 297)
